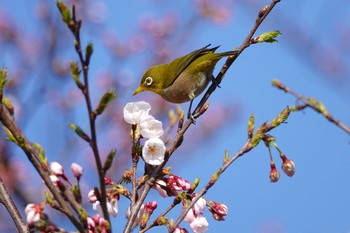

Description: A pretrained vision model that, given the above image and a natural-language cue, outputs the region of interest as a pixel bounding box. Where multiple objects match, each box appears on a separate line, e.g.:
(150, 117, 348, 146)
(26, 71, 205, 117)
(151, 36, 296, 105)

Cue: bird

(133, 44, 236, 118)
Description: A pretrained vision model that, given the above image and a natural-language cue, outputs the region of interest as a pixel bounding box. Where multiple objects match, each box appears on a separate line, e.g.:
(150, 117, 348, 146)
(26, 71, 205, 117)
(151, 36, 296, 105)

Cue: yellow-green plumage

(133, 44, 235, 103)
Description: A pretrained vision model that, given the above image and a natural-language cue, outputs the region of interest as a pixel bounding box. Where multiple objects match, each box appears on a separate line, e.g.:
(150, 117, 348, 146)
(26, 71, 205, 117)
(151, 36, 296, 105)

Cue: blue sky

(1, 0, 350, 232)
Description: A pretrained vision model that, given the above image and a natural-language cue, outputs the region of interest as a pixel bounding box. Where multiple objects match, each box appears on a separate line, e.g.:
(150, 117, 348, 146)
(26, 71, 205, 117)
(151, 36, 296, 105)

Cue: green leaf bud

(94, 88, 117, 115)
(258, 5, 269, 17)
(45, 192, 56, 208)
(72, 184, 82, 203)
(223, 150, 230, 165)
(69, 123, 90, 142)
(70, 61, 83, 88)
(188, 178, 200, 194)
(103, 149, 116, 173)
(2, 96, 14, 115)
(79, 208, 88, 223)
(269, 107, 290, 128)
(85, 42, 94, 65)
(32, 143, 48, 170)
(0, 68, 8, 97)
(56, 1, 71, 25)
(251, 30, 282, 44)
(247, 113, 255, 138)
(248, 122, 267, 149)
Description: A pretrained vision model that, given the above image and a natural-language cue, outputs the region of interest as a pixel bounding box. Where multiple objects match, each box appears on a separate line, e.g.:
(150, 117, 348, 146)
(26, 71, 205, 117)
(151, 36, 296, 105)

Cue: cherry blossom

(142, 138, 165, 165)
(123, 101, 151, 125)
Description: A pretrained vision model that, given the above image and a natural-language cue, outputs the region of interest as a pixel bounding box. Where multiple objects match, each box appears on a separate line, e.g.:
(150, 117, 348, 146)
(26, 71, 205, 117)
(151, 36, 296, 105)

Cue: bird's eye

(145, 77, 153, 86)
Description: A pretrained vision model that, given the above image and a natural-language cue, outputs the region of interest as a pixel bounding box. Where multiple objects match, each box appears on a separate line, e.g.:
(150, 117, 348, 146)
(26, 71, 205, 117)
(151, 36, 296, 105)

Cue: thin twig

(273, 80, 350, 135)
(172, 140, 251, 230)
(0, 177, 28, 233)
(173, 107, 291, 230)
(69, 6, 111, 226)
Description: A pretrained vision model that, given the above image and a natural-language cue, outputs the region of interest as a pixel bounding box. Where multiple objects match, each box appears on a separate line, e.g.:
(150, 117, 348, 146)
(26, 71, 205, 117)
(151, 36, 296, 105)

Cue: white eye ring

(145, 76, 153, 86)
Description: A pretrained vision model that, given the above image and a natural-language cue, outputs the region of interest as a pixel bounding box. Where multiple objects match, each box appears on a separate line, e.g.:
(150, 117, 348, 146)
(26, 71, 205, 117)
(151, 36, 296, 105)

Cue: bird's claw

(187, 113, 196, 124)
(211, 76, 221, 88)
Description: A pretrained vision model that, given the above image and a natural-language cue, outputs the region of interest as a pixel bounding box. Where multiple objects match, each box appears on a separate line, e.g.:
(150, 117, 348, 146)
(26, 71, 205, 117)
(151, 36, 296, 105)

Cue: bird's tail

(219, 50, 238, 57)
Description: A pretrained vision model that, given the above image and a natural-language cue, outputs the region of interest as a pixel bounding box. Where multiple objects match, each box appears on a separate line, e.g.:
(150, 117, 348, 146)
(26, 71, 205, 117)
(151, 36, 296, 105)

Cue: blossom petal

(140, 115, 164, 139)
(189, 214, 209, 233)
(123, 101, 151, 124)
(142, 138, 165, 165)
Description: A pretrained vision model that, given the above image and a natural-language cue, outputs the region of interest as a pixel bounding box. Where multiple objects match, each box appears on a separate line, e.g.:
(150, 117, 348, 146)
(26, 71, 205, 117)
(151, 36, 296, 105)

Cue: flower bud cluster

(184, 196, 209, 233)
(139, 201, 158, 228)
(154, 175, 191, 197)
(263, 135, 295, 182)
(124, 101, 166, 165)
(87, 214, 109, 233)
(88, 185, 120, 218)
(49, 162, 84, 187)
(25, 203, 60, 231)
(206, 200, 228, 221)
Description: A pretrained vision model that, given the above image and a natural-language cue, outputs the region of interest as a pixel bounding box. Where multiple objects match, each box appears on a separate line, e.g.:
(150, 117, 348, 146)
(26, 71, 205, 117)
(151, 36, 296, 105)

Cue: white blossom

(189, 214, 209, 233)
(123, 101, 151, 125)
(193, 197, 207, 214)
(184, 209, 195, 223)
(107, 199, 118, 217)
(155, 179, 168, 197)
(142, 138, 166, 165)
(140, 115, 164, 139)
(92, 198, 118, 217)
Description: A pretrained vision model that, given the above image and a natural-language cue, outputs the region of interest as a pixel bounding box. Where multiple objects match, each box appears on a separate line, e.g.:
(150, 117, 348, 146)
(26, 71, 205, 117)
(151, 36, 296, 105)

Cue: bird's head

(133, 64, 165, 97)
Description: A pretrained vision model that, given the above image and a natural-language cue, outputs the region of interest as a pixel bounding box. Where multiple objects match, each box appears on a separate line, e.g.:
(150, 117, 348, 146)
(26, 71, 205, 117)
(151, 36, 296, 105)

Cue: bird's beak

(133, 86, 143, 96)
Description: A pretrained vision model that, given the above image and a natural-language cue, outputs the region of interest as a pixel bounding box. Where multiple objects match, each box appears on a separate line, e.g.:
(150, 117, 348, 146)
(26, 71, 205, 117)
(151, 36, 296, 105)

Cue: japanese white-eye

(133, 44, 236, 104)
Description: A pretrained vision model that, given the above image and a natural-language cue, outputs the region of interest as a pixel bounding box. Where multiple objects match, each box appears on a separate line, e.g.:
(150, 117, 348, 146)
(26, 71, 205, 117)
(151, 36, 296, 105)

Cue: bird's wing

(164, 44, 218, 87)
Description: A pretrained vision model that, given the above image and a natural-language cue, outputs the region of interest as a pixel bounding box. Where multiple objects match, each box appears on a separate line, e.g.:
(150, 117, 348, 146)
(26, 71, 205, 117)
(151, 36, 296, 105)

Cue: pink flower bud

(207, 201, 228, 221)
(174, 226, 189, 233)
(145, 201, 157, 215)
(168, 175, 190, 192)
(87, 216, 96, 229)
(212, 203, 228, 216)
(104, 176, 113, 185)
(269, 162, 280, 183)
(71, 163, 83, 179)
(154, 180, 170, 197)
(281, 156, 295, 177)
(88, 189, 98, 203)
(212, 212, 225, 221)
(98, 217, 108, 232)
(50, 162, 64, 176)
(24, 203, 43, 224)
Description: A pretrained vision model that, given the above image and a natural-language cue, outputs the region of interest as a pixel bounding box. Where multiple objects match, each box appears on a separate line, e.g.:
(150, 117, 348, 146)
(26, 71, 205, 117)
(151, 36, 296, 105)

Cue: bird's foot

(211, 75, 221, 88)
(187, 113, 196, 124)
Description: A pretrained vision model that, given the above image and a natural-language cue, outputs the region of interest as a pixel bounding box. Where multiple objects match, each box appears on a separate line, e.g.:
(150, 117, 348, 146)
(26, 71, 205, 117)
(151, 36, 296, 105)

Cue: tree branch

(0, 177, 28, 233)
(272, 80, 350, 135)
(0, 105, 85, 232)
(123, 1, 282, 231)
